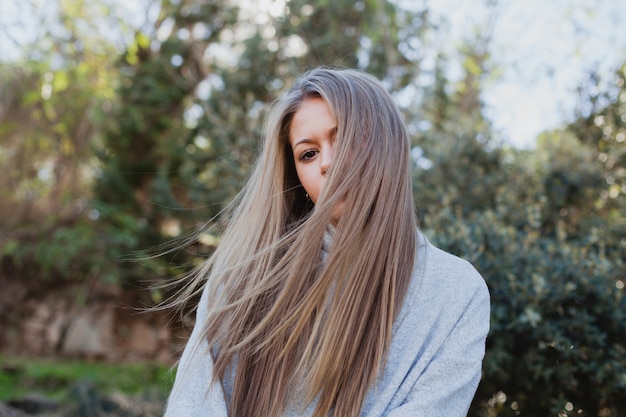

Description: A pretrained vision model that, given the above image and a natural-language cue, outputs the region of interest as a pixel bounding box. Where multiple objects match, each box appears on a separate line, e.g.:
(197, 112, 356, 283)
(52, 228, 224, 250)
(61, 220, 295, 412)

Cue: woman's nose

(320, 147, 333, 176)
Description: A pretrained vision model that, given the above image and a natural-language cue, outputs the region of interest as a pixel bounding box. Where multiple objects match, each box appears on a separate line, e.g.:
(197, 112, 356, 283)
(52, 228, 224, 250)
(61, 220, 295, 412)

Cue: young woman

(164, 67, 490, 417)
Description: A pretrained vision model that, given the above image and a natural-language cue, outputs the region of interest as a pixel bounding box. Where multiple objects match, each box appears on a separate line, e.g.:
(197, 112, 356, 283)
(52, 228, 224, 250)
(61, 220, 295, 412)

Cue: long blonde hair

(188, 67, 417, 417)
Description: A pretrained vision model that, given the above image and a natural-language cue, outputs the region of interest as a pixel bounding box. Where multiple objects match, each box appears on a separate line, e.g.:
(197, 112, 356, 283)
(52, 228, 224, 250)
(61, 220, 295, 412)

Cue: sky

(1, 0, 625, 148)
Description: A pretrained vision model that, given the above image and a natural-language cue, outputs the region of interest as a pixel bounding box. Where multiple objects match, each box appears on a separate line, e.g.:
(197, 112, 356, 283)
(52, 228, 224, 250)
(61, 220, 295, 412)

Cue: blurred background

(0, 0, 624, 416)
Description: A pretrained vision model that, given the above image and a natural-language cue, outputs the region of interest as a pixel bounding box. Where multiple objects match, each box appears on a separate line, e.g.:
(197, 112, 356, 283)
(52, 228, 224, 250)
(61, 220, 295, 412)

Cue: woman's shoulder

(412, 231, 489, 306)
(389, 231, 490, 349)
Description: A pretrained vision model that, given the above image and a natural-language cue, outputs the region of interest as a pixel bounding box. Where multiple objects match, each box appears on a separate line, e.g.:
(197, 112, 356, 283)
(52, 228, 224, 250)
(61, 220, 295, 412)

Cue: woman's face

(289, 97, 344, 221)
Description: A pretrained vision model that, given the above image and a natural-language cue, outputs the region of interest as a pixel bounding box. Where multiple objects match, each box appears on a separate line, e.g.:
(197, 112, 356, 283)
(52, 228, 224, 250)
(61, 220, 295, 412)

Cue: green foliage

(0, 0, 118, 228)
(1, 206, 141, 283)
(567, 65, 626, 252)
(423, 206, 625, 416)
(0, 357, 174, 416)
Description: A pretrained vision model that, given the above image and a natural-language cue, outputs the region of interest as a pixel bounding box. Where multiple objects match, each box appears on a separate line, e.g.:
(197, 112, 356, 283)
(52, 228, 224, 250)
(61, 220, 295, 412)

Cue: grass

(0, 356, 174, 403)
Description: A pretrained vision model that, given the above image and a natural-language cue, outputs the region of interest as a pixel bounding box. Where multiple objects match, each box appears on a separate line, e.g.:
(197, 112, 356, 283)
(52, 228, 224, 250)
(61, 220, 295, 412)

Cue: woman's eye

(299, 150, 317, 161)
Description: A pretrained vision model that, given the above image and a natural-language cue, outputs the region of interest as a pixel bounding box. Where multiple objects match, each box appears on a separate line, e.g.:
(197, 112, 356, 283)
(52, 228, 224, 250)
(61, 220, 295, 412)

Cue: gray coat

(164, 232, 490, 417)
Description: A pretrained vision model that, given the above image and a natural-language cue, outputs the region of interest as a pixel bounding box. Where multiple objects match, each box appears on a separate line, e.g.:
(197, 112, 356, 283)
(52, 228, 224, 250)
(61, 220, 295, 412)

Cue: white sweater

(164, 232, 490, 417)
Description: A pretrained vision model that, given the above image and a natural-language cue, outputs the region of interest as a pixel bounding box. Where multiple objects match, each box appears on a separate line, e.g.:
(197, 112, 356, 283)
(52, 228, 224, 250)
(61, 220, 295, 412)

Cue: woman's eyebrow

(292, 138, 316, 148)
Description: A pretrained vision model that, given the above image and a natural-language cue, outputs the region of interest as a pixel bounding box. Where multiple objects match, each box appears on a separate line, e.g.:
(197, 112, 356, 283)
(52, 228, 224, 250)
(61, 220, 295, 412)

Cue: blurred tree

(412, 46, 503, 221)
(568, 65, 626, 253)
(90, 0, 240, 289)
(0, 0, 126, 282)
(536, 130, 607, 240)
(0, 1, 119, 228)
